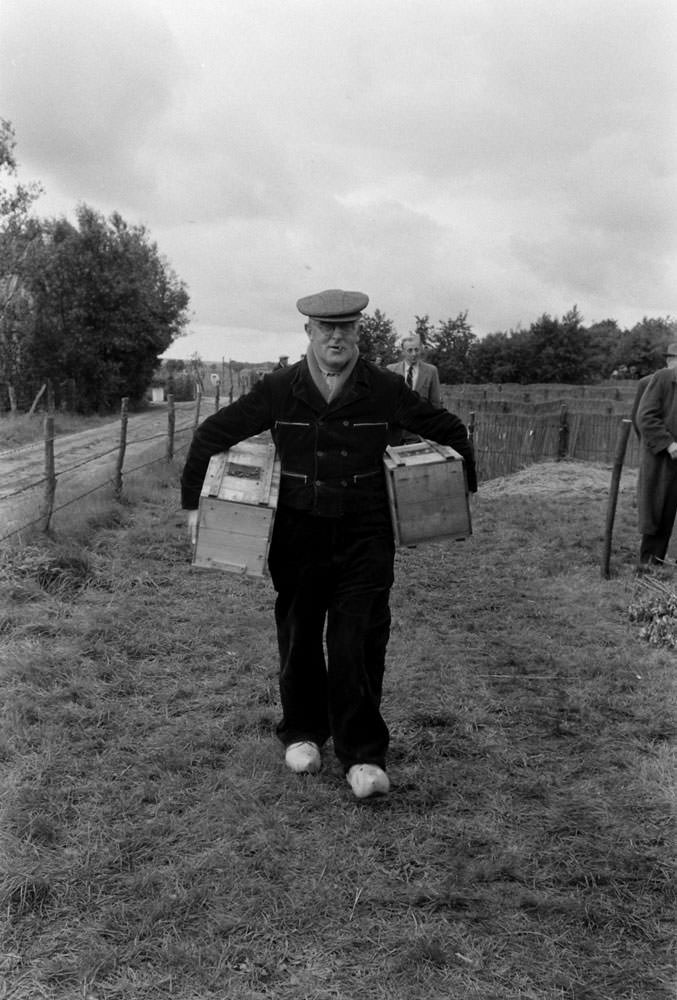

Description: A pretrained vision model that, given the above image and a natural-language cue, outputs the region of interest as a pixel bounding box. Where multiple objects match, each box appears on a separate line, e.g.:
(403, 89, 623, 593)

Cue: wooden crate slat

(192, 525, 271, 575)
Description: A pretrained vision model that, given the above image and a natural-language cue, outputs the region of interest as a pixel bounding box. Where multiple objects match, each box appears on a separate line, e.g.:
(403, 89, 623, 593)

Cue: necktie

(406, 364, 414, 388)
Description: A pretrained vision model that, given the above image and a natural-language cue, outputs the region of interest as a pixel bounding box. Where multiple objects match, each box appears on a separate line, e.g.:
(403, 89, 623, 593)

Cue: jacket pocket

(353, 469, 381, 483)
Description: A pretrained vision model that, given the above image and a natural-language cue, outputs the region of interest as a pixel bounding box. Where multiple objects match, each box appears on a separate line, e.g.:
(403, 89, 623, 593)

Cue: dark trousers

(267, 506, 395, 771)
(640, 465, 677, 564)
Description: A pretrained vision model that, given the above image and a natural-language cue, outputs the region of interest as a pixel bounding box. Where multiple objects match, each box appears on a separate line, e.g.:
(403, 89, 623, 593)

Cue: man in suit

(387, 334, 442, 443)
(387, 334, 442, 407)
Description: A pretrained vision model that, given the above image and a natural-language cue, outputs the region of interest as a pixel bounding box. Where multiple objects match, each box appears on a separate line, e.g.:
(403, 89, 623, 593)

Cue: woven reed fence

(442, 383, 641, 483)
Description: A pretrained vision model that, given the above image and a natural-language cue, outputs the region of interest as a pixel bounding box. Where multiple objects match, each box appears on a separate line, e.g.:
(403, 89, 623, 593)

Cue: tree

(527, 306, 593, 383)
(611, 317, 677, 378)
(0, 120, 44, 411)
(586, 319, 622, 380)
(466, 307, 599, 384)
(25, 205, 190, 411)
(358, 309, 398, 364)
(412, 314, 434, 347)
(426, 311, 477, 383)
(467, 329, 529, 383)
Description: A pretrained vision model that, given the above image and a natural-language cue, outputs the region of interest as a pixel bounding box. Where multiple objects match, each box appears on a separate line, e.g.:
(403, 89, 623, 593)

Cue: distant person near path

(636, 342, 677, 568)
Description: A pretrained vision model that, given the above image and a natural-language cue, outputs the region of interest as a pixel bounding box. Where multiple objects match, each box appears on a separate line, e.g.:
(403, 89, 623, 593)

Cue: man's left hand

(187, 509, 199, 544)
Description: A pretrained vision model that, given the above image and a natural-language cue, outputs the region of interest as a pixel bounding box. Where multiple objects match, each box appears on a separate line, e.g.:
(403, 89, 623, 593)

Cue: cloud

(0, 0, 186, 205)
(1, 0, 676, 360)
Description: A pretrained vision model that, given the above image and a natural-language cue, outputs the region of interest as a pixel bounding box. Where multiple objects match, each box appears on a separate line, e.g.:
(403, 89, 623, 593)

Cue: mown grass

(0, 461, 674, 999)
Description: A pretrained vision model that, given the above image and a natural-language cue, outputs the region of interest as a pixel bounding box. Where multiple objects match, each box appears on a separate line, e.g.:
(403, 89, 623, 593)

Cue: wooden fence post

(166, 394, 175, 461)
(468, 410, 476, 445)
(214, 385, 220, 411)
(42, 414, 56, 533)
(193, 387, 202, 431)
(114, 397, 129, 501)
(601, 418, 632, 579)
(557, 405, 569, 459)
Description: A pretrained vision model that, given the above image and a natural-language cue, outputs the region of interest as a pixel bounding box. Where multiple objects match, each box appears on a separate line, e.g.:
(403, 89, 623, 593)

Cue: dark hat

(665, 342, 677, 357)
(296, 288, 369, 323)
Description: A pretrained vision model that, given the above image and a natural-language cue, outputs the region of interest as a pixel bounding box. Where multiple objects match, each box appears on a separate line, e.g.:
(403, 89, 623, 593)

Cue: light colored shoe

(346, 764, 390, 799)
(285, 741, 321, 774)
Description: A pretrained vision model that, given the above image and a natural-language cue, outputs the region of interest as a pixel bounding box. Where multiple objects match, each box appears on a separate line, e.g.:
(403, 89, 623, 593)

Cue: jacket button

(340, 449, 348, 457)
(341, 480, 348, 487)
(317, 450, 325, 458)
(343, 420, 349, 426)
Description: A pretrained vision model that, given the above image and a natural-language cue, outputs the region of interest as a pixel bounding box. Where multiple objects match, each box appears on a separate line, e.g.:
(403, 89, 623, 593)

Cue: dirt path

(0, 403, 197, 538)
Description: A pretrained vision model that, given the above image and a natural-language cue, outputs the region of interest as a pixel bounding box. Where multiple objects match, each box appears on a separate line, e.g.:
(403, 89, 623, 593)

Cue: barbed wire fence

(0, 390, 209, 545)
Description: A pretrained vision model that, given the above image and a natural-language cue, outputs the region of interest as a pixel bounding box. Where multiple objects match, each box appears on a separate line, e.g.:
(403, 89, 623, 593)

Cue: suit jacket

(181, 356, 476, 517)
(386, 359, 442, 408)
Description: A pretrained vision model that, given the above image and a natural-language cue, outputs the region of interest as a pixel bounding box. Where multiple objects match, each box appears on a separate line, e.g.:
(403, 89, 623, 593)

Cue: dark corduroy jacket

(181, 356, 477, 516)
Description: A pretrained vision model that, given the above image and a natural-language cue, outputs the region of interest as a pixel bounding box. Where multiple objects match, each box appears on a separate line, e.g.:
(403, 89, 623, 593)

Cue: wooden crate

(192, 438, 281, 577)
(383, 439, 471, 546)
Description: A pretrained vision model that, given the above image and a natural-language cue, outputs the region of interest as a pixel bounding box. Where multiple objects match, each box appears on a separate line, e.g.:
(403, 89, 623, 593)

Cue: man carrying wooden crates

(180, 289, 477, 799)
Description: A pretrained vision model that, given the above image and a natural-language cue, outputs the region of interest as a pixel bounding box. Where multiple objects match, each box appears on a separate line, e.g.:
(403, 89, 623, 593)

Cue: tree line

(357, 307, 676, 385)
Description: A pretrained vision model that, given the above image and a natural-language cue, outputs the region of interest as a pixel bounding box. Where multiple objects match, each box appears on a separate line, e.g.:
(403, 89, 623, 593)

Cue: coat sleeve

(429, 364, 442, 408)
(637, 372, 677, 455)
(630, 376, 650, 438)
(180, 379, 274, 509)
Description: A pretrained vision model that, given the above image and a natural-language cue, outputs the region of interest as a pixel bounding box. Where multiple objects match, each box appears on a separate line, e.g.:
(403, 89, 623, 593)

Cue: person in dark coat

(636, 343, 677, 567)
(630, 373, 653, 439)
(181, 288, 477, 798)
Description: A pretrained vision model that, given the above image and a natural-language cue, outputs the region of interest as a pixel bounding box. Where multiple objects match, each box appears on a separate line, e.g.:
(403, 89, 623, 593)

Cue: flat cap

(296, 288, 369, 323)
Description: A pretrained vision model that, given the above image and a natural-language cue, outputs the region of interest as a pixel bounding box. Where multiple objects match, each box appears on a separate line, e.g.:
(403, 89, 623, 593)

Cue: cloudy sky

(1, 0, 675, 363)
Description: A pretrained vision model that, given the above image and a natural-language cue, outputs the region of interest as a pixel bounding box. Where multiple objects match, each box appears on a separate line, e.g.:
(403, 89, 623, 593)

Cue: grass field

(0, 459, 674, 999)
(0, 412, 123, 451)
